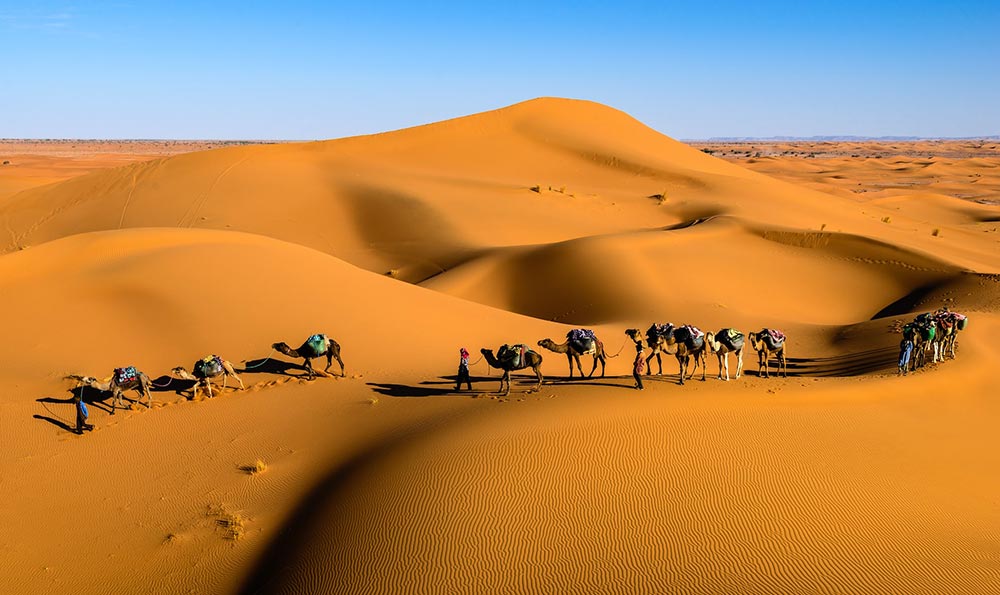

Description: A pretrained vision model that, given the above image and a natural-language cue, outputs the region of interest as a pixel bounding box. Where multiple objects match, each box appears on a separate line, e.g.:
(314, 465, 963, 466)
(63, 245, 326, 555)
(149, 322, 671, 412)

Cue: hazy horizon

(2, 1, 998, 140)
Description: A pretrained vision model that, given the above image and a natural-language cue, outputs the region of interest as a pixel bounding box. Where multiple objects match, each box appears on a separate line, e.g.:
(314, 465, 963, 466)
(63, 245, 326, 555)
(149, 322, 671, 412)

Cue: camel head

(537, 338, 555, 349)
(625, 329, 641, 343)
(65, 374, 98, 387)
(171, 367, 195, 381)
(272, 342, 297, 357)
(704, 332, 720, 353)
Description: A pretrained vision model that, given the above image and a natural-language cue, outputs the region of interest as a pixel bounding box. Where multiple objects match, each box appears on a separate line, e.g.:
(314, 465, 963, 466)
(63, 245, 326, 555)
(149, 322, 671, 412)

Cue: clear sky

(1, 1, 998, 140)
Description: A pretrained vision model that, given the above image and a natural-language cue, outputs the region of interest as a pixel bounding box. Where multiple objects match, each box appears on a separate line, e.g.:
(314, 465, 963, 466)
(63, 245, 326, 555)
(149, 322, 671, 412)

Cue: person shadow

(368, 375, 529, 398)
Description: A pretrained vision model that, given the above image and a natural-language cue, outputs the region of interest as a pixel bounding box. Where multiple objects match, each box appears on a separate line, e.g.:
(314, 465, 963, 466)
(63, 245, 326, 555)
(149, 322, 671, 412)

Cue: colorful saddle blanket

(304, 334, 328, 358)
(955, 313, 969, 330)
(194, 355, 224, 378)
(567, 328, 597, 354)
(113, 366, 138, 385)
(759, 329, 785, 350)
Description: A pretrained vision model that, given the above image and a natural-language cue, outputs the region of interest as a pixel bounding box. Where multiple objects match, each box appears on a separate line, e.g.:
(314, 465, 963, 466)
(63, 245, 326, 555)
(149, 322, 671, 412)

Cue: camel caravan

(64, 333, 345, 430)
(58, 308, 967, 433)
(898, 308, 968, 375)
(625, 324, 785, 385)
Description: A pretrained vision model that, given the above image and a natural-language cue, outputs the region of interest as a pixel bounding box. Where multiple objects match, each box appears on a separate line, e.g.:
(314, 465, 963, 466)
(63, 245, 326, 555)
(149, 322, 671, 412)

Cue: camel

(537, 330, 607, 378)
(748, 329, 787, 378)
(65, 366, 153, 414)
(672, 326, 707, 385)
(625, 324, 676, 375)
(480, 345, 544, 396)
(906, 315, 936, 370)
(931, 310, 967, 363)
(272, 334, 345, 380)
(705, 329, 745, 381)
(172, 355, 245, 399)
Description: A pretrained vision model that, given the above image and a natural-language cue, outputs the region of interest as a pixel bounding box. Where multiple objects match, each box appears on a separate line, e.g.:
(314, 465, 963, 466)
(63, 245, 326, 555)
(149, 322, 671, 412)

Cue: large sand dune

(2, 98, 999, 594)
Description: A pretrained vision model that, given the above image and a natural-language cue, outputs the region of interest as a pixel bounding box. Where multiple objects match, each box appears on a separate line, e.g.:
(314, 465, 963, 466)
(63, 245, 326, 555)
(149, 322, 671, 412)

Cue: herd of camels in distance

(62, 306, 968, 416)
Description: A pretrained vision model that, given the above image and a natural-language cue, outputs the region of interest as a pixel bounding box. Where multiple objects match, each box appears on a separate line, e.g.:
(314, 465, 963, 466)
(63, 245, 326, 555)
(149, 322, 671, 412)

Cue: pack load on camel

(719, 328, 744, 351)
(114, 366, 139, 385)
(762, 328, 786, 351)
(673, 325, 705, 350)
(497, 344, 527, 369)
(194, 355, 224, 379)
(646, 323, 675, 343)
(567, 328, 598, 353)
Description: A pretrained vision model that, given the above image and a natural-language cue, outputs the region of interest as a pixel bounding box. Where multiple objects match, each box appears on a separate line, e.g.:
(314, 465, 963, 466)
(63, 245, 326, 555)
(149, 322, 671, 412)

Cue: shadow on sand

(240, 357, 309, 378)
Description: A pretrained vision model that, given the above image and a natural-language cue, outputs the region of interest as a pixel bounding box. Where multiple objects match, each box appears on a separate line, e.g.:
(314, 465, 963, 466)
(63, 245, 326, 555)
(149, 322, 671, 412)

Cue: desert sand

(1, 98, 998, 594)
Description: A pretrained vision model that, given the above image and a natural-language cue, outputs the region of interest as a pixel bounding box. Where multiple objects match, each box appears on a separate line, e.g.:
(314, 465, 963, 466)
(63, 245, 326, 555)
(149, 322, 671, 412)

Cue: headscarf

(460, 348, 469, 358)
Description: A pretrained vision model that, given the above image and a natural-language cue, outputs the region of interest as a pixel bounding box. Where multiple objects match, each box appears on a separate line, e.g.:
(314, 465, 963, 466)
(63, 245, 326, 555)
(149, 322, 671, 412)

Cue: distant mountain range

(688, 135, 1000, 142)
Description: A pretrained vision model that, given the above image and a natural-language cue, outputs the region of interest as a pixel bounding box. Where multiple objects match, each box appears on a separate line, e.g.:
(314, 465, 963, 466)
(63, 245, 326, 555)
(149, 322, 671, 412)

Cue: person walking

(75, 392, 94, 434)
(456, 347, 473, 391)
(898, 337, 914, 376)
(633, 342, 646, 390)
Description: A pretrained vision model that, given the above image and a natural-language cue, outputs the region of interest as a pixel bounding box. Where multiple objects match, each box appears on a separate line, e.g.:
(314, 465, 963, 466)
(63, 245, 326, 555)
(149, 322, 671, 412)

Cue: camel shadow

(745, 347, 898, 378)
(240, 357, 306, 378)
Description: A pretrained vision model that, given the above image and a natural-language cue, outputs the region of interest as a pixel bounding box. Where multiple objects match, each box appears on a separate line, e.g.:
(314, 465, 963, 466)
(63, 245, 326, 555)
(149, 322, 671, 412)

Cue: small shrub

(367, 397, 379, 405)
(385, 269, 399, 278)
(208, 504, 247, 541)
(529, 185, 541, 193)
(931, 228, 941, 237)
(240, 459, 267, 475)
(881, 216, 891, 223)
(1, 160, 10, 165)
(820, 223, 827, 231)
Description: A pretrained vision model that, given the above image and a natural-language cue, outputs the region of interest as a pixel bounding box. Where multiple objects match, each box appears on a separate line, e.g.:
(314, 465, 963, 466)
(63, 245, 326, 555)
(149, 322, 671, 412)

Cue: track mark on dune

(179, 155, 250, 228)
(117, 171, 138, 229)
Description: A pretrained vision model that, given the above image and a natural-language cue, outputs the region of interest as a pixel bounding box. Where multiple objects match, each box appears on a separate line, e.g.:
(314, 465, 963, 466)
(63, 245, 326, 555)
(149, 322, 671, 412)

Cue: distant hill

(691, 135, 1000, 142)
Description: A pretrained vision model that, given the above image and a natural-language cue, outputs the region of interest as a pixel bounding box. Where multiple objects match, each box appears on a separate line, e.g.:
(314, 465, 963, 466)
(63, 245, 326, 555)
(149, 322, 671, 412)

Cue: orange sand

(1, 99, 998, 594)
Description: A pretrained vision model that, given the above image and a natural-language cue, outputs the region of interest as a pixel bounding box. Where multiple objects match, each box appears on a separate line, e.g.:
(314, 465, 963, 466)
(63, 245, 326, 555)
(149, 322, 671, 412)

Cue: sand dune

(3, 99, 1000, 594)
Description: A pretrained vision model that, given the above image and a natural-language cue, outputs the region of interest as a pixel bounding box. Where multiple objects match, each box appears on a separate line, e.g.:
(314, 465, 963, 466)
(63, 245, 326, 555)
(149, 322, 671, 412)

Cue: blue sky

(1, 1, 998, 139)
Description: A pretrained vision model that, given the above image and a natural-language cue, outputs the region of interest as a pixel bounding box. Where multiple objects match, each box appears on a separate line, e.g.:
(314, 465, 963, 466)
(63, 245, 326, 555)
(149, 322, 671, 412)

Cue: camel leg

(223, 361, 245, 390)
(700, 351, 707, 381)
(535, 365, 544, 390)
(677, 355, 686, 386)
(574, 354, 585, 378)
(502, 370, 511, 396)
(205, 380, 214, 399)
(587, 355, 599, 378)
(735, 349, 743, 379)
(721, 353, 729, 381)
(110, 386, 120, 415)
(645, 351, 656, 376)
(303, 358, 315, 380)
(780, 349, 787, 378)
